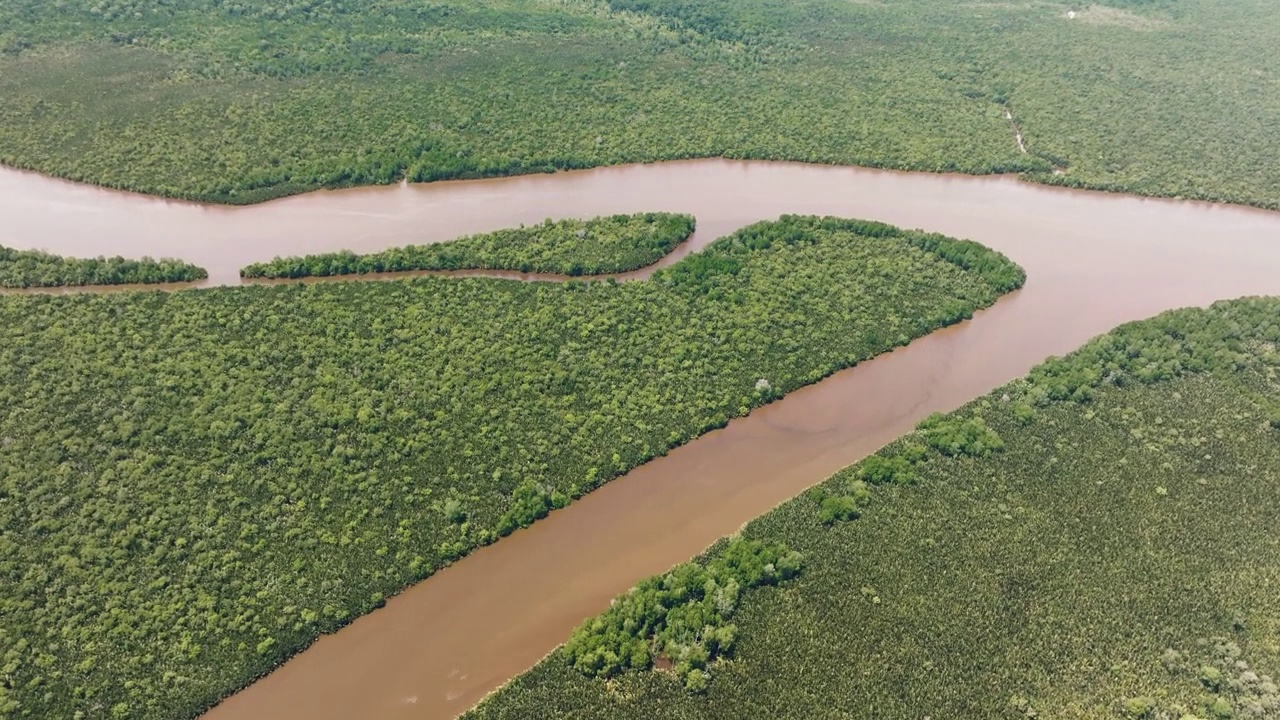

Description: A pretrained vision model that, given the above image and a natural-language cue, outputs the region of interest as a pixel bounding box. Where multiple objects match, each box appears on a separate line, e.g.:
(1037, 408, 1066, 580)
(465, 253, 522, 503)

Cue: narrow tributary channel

(4, 159, 1280, 719)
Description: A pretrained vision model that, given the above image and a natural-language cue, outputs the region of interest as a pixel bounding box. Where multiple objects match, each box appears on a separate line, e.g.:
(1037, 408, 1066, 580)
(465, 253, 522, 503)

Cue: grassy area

(239, 213, 695, 279)
(1, 1, 1277, 207)
(0, 245, 205, 288)
(0, 216, 1021, 720)
(466, 296, 1280, 720)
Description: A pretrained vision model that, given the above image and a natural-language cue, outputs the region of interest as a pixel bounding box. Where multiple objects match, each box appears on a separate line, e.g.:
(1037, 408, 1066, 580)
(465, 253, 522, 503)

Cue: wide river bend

(4, 160, 1280, 719)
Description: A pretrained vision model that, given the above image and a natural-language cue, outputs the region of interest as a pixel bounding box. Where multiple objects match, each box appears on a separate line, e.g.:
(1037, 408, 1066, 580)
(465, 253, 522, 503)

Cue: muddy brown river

(4, 160, 1280, 720)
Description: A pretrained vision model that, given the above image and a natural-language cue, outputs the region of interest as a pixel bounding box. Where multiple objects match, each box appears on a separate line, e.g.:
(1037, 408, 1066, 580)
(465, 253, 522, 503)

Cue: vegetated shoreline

(457, 500, 811, 718)
(0, 204, 696, 295)
(0, 280, 209, 296)
(462, 295, 1280, 720)
(6, 156, 1280, 299)
(239, 265, 642, 289)
(3, 151, 1277, 213)
(0, 236, 692, 297)
(0, 216, 1024, 720)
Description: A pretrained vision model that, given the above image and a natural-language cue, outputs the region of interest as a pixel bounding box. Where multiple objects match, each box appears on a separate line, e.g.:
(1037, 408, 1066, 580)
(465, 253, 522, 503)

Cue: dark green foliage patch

(240, 213, 695, 279)
(0, 245, 206, 288)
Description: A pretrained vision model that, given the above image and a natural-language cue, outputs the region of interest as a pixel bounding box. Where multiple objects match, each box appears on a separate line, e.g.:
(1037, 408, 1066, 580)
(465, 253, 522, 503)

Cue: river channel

(4, 159, 1280, 719)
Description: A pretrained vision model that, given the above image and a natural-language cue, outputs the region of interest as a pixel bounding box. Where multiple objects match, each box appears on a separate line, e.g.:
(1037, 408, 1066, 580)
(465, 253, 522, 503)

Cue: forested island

(0, 245, 206, 288)
(0, 216, 1022, 720)
(1, 1, 1277, 208)
(240, 213, 695, 279)
(466, 296, 1280, 720)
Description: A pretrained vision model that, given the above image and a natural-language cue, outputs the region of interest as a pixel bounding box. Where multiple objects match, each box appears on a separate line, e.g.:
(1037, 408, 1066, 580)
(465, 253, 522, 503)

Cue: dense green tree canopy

(0, 245, 206, 288)
(240, 212, 695, 278)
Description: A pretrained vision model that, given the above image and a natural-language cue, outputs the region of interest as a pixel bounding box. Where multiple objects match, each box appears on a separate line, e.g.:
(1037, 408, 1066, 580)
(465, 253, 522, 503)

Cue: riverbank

(3, 0, 1277, 212)
(0, 213, 1020, 720)
(5, 158, 1280, 290)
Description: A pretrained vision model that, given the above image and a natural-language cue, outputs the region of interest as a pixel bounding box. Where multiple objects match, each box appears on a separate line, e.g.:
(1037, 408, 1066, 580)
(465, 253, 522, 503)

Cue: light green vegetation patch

(0, 216, 1021, 720)
(2, 1, 1278, 207)
(465, 297, 1280, 720)
(564, 538, 805, 691)
(239, 212, 695, 279)
(0, 245, 206, 288)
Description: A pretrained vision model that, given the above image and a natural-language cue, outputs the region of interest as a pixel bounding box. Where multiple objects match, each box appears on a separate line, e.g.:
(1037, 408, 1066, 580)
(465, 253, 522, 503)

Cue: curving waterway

(4, 160, 1280, 719)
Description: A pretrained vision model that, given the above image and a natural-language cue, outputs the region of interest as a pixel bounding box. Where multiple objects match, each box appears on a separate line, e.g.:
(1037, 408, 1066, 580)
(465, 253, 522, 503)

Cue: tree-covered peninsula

(0, 216, 1022, 720)
(240, 213, 695, 279)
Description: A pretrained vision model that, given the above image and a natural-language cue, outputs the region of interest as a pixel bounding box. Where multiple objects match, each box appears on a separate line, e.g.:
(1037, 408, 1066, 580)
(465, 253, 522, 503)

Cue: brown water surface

(4, 160, 1280, 720)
